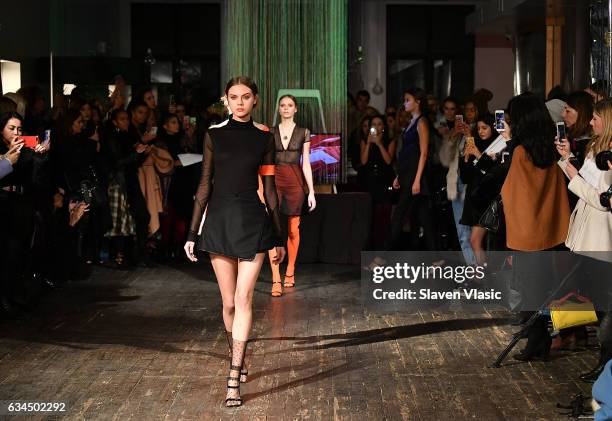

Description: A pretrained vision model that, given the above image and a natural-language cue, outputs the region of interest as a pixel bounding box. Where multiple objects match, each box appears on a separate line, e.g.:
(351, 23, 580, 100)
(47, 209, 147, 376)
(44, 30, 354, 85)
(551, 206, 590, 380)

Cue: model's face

(80, 103, 92, 121)
(442, 101, 457, 121)
(477, 121, 493, 140)
(164, 116, 180, 135)
(2, 118, 22, 144)
(404, 93, 418, 113)
(591, 112, 604, 137)
(227, 84, 256, 119)
(72, 116, 84, 135)
(464, 102, 477, 123)
(113, 112, 129, 132)
(132, 106, 149, 124)
(562, 105, 578, 128)
(144, 91, 156, 109)
(278, 97, 297, 119)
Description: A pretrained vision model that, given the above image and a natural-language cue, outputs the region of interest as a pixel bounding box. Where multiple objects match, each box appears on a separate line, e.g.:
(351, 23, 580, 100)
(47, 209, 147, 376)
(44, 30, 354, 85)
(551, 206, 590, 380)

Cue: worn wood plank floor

(0, 262, 597, 420)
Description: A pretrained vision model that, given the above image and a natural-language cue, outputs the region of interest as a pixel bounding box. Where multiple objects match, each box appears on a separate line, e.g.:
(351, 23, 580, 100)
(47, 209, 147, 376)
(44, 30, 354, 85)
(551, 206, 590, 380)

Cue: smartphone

(556, 122, 566, 140)
(495, 110, 505, 131)
(19, 136, 39, 149)
(169, 94, 175, 106)
(189, 116, 197, 126)
(148, 126, 158, 136)
(465, 136, 475, 148)
(455, 115, 464, 125)
(369, 127, 377, 136)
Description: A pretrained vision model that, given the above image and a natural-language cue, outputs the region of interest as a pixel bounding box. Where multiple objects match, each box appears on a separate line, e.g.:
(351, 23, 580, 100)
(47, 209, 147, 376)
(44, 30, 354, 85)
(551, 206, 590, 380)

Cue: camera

(600, 185, 612, 211)
(595, 150, 612, 171)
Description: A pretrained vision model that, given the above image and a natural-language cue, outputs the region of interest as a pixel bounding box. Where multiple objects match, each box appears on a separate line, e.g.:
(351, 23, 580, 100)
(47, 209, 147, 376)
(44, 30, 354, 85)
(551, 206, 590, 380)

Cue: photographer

(57, 108, 110, 265)
(556, 98, 612, 383)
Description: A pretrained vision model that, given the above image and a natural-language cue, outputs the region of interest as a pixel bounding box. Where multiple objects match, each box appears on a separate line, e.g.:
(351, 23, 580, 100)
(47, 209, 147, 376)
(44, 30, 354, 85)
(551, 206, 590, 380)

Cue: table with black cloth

(290, 192, 371, 265)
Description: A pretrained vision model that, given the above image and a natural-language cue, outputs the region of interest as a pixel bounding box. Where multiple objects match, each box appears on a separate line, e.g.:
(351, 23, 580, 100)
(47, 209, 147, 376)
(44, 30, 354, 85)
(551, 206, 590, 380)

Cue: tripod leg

(491, 259, 582, 368)
(490, 311, 541, 368)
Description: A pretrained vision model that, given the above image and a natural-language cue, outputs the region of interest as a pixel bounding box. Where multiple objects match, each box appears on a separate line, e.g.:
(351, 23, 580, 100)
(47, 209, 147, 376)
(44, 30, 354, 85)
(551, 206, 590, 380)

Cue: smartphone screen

(495, 110, 505, 131)
(455, 115, 464, 125)
(556, 122, 566, 140)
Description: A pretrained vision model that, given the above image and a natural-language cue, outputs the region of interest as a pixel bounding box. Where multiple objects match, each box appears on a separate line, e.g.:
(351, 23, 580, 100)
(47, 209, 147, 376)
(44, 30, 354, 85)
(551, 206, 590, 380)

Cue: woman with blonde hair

(556, 98, 612, 382)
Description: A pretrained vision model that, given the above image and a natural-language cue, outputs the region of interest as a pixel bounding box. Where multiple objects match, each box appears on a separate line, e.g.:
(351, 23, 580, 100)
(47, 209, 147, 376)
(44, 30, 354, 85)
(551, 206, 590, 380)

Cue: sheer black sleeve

(261, 135, 284, 246)
(187, 133, 214, 242)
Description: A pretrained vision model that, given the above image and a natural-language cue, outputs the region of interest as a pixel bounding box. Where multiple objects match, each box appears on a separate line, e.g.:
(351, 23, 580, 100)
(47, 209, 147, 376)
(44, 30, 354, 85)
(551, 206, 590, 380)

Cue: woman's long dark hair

(405, 87, 429, 117)
(57, 108, 82, 139)
(508, 93, 557, 168)
(0, 111, 24, 134)
(475, 113, 496, 142)
(566, 91, 594, 140)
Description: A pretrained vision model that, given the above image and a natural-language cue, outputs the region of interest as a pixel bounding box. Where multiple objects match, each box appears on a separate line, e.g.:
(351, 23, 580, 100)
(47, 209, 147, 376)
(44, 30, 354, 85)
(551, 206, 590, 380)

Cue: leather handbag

(549, 292, 598, 332)
(478, 195, 502, 232)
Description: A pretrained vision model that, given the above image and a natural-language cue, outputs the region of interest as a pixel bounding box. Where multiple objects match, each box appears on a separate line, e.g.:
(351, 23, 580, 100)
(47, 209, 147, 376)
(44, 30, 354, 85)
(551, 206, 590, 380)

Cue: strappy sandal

(271, 280, 282, 297)
(225, 365, 243, 407)
(283, 274, 295, 288)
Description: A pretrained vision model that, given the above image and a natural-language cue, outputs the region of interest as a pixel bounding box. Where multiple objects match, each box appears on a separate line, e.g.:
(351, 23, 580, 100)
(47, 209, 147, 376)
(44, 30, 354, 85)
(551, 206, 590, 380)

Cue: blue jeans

(451, 179, 476, 266)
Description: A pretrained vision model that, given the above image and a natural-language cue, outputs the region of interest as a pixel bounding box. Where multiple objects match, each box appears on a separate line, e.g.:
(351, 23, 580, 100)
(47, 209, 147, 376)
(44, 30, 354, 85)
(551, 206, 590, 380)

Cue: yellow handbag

(549, 292, 598, 332)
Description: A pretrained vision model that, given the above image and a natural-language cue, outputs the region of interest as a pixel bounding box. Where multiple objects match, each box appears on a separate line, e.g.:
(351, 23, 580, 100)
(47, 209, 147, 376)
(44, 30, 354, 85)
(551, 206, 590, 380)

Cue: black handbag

(479, 195, 503, 232)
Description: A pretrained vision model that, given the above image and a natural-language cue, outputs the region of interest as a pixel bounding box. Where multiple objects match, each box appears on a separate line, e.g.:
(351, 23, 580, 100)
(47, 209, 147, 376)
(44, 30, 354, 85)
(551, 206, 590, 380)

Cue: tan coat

(138, 146, 174, 236)
(501, 145, 570, 251)
(558, 155, 612, 261)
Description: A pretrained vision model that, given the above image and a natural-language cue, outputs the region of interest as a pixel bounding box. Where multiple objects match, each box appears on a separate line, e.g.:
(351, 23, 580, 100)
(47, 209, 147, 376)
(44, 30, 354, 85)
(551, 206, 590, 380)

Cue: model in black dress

(184, 76, 285, 407)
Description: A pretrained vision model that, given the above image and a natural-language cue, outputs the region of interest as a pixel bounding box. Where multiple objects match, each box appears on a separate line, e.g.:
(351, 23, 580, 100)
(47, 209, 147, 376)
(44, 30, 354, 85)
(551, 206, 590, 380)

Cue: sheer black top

(270, 126, 310, 165)
(187, 118, 283, 243)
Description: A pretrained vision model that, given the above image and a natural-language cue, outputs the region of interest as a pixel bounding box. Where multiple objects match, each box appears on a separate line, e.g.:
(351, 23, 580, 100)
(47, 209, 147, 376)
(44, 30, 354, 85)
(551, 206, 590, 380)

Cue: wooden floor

(0, 261, 597, 420)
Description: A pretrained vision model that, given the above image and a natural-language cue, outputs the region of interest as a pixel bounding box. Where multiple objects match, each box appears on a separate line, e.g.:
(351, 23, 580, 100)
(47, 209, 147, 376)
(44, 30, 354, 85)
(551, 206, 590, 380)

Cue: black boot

(580, 343, 612, 383)
(513, 315, 551, 361)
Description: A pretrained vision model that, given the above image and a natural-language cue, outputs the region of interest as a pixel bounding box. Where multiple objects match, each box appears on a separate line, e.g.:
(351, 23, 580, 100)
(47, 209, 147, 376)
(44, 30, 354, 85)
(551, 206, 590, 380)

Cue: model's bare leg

(268, 249, 283, 297)
(210, 254, 237, 331)
(225, 252, 264, 406)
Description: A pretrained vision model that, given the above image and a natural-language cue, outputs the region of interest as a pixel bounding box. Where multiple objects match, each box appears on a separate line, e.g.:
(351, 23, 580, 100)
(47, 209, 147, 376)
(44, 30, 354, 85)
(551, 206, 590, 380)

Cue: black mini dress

(186, 118, 283, 260)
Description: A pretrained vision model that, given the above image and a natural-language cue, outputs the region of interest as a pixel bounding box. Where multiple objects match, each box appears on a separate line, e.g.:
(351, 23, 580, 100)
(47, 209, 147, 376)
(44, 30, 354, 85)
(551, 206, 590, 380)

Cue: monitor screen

(307, 133, 341, 184)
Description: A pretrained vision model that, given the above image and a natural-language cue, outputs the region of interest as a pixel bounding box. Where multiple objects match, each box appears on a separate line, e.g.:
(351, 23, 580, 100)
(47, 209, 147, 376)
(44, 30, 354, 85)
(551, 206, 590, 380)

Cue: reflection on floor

(0, 262, 596, 420)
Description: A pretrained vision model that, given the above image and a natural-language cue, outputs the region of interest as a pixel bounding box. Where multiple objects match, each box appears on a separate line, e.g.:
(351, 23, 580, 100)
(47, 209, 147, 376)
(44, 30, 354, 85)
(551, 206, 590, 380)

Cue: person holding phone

(184, 76, 285, 407)
(460, 114, 497, 264)
(556, 99, 612, 382)
(0, 112, 49, 315)
(266, 95, 316, 297)
(359, 114, 396, 251)
(0, 139, 23, 179)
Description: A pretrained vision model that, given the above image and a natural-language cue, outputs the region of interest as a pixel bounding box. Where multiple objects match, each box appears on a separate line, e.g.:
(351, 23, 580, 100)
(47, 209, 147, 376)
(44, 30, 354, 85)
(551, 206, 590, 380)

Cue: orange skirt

(276, 164, 306, 216)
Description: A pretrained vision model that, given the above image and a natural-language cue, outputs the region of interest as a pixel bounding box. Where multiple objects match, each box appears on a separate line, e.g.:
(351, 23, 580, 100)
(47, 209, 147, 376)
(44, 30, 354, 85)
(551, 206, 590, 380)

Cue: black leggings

(388, 187, 437, 251)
